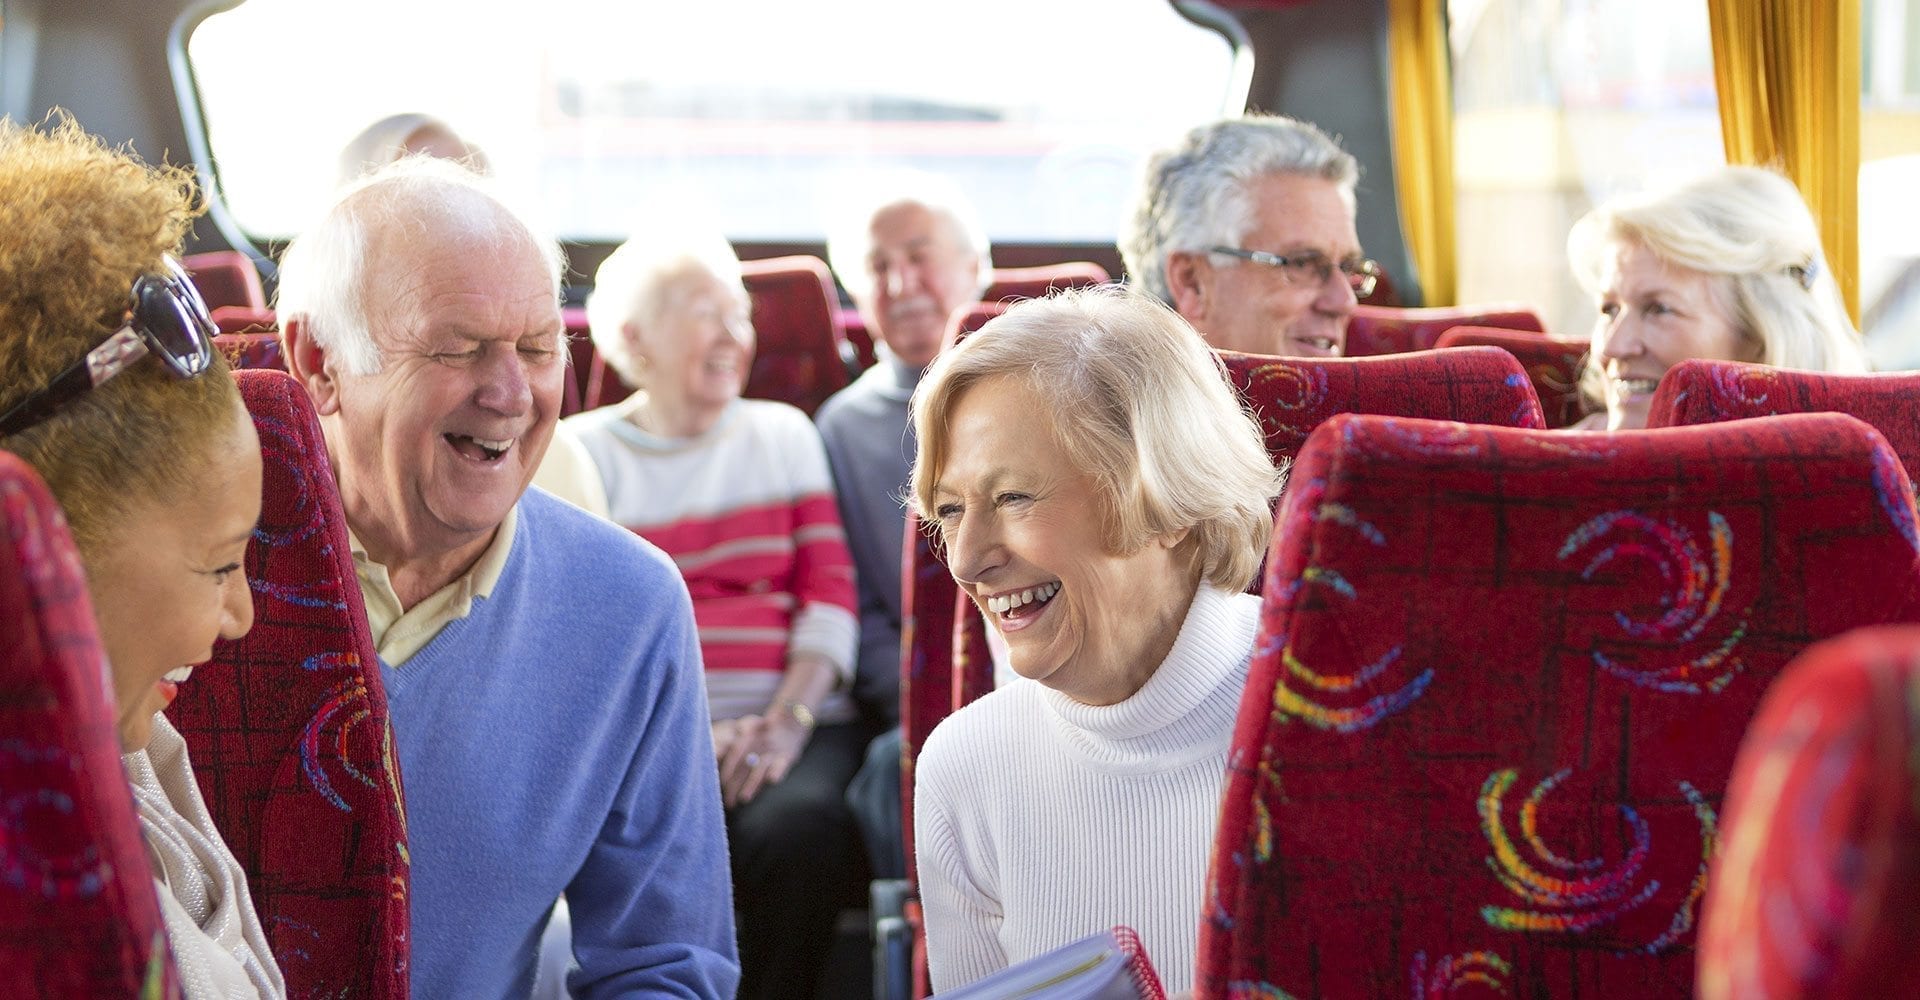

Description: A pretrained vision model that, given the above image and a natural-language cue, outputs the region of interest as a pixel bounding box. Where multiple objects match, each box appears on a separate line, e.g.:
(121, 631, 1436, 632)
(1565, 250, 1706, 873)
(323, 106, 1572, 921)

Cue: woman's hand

(710, 717, 738, 761)
(717, 709, 814, 807)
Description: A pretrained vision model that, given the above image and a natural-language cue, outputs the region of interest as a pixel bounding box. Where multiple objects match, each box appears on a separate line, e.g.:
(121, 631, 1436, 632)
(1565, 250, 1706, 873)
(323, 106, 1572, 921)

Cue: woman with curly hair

(0, 117, 283, 998)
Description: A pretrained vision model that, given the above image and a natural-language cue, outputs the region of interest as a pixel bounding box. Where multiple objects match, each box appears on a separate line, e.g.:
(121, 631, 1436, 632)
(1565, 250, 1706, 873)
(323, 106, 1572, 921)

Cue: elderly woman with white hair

(562, 231, 865, 1000)
(1569, 165, 1871, 430)
(909, 286, 1283, 994)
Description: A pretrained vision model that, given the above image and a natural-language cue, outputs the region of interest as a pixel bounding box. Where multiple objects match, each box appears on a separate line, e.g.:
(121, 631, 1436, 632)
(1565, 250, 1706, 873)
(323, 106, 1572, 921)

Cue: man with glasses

(277, 159, 738, 999)
(1122, 113, 1372, 358)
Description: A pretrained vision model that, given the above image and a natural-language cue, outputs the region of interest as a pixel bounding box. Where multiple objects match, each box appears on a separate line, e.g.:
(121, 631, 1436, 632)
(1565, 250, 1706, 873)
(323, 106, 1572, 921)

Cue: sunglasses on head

(0, 256, 217, 437)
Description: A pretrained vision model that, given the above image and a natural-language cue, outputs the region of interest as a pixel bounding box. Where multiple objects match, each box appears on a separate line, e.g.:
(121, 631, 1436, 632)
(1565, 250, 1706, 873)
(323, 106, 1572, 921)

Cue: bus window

(188, 1, 1240, 246)
(1862, 0, 1920, 369)
(1449, 0, 1722, 339)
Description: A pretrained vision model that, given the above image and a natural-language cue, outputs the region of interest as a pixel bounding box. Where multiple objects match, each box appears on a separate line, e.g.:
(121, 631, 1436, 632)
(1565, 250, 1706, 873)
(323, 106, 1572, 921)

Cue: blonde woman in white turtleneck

(908, 286, 1284, 995)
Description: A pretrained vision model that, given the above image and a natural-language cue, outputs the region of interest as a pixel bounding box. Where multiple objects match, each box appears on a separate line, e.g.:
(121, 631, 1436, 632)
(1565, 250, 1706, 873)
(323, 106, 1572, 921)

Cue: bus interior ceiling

(0, 0, 1422, 311)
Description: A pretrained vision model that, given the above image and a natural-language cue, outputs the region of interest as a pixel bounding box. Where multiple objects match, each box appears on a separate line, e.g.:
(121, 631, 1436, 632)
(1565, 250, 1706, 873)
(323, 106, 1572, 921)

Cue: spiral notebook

(931, 926, 1166, 1000)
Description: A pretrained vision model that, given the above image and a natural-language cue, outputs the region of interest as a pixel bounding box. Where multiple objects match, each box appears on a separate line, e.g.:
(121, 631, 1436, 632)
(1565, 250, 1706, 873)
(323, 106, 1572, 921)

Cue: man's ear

(1165, 251, 1211, 326)
(280, 316, 341, 417)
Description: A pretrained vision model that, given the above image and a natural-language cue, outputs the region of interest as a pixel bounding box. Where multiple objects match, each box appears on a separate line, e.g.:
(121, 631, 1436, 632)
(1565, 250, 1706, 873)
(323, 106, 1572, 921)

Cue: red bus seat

(1345, 303, 1545, 357)
(167, 369, 410, 999)
(1216, 345, 1547, 458)
(0, 452, 179, 997)
(1435, 326, 1592, 429)
(982, 261, 1109, 302)
(211, 306, 277, 339)
(572, 256, 850, 417)
(184, 249, 268, 311)
(741, 255, 850, 416)
(1201, 412, 1920, 998)
(1698, 625, 1920, 1000)
(1648, 359, 1920, 485)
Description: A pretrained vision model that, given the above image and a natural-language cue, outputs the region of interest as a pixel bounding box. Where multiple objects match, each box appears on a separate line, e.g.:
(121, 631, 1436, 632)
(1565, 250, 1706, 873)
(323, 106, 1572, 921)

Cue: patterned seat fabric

(166, 369, 410, 999)
(1201, 412, 1920, 998)
(1697, 625, 1920, 1000)
(0, 453, 180, 998)
(1215, 346, 1546, 460)
(1344, 303, 1544, 357)
(1434, 326, 1592, 429)
(1647, 358, 1920, 484)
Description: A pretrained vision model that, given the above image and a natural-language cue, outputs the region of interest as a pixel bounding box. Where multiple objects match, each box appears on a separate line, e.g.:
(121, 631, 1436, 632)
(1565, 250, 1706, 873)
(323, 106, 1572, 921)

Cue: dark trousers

(844, 725, 906, 880)
(728, 721, 871, 1000)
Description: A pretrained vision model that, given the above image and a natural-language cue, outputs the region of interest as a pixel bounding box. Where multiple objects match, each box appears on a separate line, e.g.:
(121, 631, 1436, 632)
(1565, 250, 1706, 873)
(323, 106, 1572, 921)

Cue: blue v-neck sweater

(380, 487, 738, 999)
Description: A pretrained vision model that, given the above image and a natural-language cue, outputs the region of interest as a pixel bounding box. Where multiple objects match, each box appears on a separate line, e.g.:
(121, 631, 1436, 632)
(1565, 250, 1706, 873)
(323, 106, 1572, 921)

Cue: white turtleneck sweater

(913, 585, 1260, 994)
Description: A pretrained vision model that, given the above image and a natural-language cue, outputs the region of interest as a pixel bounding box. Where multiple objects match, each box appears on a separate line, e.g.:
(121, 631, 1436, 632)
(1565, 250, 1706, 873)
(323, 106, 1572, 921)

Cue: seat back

(167, 369, 410, 999)
(1698, 625, 1920, 1000)
(1344, 303, 1545, 357)
(741, 255, 851, 416)
(0, 453, 180, 997)
(1201, 412, 1920, 997)
(1216, 346, 1547, 459)
(184, 249, 268, 311)
(1434, 326, 1592, 429)
(982, 262, 1109, 302)
(1648, 358, 1920, 485)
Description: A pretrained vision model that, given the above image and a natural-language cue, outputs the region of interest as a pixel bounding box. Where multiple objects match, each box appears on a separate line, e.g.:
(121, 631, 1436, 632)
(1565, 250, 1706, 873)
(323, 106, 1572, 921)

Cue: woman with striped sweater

(565, 230, 865, 1000)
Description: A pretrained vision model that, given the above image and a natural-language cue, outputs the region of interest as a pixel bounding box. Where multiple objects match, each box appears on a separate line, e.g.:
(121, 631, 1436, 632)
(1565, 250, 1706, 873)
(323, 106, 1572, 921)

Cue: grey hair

(276, 155, 564, 376)
(911, 285, 1283, 592)
(826, 170, 993, 302)
(1569, 165, 1870, 390)
(1122, 114, 1360, 305)
(585, 229, 747, 388)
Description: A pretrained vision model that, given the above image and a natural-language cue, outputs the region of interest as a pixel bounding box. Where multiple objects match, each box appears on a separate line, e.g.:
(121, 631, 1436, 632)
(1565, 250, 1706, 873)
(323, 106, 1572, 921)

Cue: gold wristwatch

(775, 699, 816, 730)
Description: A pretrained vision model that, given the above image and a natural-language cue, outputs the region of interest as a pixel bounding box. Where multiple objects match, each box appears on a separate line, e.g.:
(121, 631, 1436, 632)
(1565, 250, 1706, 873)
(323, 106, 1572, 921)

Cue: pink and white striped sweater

(567, 397, 860, 724)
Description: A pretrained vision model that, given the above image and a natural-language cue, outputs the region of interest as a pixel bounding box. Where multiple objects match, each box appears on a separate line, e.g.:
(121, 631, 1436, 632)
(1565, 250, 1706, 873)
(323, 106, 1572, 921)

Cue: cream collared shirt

(348, 506, 518, 666)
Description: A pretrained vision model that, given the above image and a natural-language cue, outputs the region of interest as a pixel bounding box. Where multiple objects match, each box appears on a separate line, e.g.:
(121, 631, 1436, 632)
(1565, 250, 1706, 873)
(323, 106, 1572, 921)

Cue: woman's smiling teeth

(987, 581, 1060, 616)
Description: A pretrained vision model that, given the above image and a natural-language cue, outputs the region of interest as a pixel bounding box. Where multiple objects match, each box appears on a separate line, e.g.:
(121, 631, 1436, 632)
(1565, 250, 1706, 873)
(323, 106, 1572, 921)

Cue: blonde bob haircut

(0, 115, 239, 555)
(910, 285, 1282, 592)
(1568, 165, 1869, 390)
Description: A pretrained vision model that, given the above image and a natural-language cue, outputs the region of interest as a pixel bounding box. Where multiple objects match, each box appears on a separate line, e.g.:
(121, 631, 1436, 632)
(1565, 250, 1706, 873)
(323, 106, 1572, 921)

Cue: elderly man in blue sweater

(278, 157, 738, 999)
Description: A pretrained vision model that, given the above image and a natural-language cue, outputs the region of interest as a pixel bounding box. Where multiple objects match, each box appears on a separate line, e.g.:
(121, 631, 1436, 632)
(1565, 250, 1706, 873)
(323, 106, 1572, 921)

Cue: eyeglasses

(0, 257, 216, 437)
(1208, 246, 1382, 298)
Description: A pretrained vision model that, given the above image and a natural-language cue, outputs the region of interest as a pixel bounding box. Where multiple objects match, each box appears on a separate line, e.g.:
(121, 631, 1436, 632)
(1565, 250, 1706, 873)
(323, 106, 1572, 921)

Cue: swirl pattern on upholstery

(1433, 326, 1591, 429)
(0, 452, 181, 997)
(1648, 358, 1920, 488)
(1202, 413, 1920, 998)
(166, 369, 409, 999)
(1698, 625, 1920, 1000)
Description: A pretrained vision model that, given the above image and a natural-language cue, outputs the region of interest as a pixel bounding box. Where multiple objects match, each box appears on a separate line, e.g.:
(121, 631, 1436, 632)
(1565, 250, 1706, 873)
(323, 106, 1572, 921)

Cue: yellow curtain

(1385, 0, 1456, 306)
(1706, 0, 1862, 321)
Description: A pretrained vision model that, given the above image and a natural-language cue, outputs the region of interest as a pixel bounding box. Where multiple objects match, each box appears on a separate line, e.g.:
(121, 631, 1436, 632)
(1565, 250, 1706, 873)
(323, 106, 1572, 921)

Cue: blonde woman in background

(1569, 165, 1869, 430)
